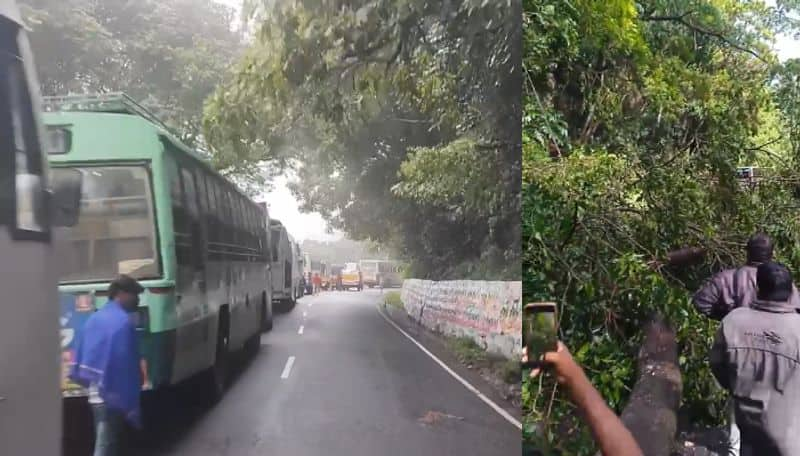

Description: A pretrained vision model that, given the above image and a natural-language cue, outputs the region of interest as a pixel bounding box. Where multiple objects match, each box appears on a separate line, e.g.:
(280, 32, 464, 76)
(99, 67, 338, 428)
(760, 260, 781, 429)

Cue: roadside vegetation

(523, 0, 800, 453)
(383, 291, 403, 310)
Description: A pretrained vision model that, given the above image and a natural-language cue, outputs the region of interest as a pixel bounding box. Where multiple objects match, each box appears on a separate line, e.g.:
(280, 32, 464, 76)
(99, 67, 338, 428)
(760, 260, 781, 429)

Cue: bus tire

(201, 308, 230, 404)
(261, 293, 273, 332)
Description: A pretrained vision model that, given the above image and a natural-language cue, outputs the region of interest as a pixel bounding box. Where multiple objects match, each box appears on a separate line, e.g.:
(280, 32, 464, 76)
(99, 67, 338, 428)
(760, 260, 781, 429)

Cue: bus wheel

(261, 293, 273, 332)
(202, 309, 230, 404)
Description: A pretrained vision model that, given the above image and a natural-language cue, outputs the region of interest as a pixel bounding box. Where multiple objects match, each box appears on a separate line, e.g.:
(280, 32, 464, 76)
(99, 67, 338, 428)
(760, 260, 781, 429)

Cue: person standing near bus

(312, 272, 322, 295)
(70, 275, 145, 456)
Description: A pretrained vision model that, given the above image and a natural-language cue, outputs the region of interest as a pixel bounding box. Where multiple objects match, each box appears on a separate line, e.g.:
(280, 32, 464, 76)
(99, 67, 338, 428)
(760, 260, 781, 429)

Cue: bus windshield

(52, 165, 159, 282)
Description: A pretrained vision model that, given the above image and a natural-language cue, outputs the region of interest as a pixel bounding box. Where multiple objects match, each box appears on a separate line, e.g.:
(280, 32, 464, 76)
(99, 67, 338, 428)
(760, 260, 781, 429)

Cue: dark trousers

(91, 403, 125, 456)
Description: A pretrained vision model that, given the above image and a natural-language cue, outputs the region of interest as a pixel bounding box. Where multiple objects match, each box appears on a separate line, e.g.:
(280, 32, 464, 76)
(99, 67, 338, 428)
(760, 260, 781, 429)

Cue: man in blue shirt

(70, 275, 144, 456)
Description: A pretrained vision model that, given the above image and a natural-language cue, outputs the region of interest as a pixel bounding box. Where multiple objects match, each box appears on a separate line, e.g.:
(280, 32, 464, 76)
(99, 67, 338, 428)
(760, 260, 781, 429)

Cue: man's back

(694, 265, 800, 319)
(715, 305, 800, 454)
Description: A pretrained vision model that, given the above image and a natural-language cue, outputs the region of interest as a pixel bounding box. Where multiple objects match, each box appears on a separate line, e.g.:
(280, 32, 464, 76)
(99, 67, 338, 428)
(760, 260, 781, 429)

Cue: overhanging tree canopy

(204, 0, 521, 279)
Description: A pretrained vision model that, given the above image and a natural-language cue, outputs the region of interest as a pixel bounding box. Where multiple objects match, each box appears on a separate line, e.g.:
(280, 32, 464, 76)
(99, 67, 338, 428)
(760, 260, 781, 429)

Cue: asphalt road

(65, 289, 521, 456)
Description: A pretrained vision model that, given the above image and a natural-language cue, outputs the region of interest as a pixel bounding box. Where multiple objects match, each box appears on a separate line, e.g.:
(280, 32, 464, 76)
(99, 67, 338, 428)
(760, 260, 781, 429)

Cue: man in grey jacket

(693, 233, 799, 319)
(710, 261, 800, 455)
(693, 233, 800, 455)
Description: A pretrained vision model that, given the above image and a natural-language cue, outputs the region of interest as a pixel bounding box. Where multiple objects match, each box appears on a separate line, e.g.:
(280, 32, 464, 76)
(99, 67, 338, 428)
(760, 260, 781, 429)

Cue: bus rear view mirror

(49, 168, 82, 227)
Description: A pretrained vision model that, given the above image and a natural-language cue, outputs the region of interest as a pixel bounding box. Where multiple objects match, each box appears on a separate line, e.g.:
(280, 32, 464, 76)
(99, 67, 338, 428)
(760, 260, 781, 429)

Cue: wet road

(64, 289, 521, 456)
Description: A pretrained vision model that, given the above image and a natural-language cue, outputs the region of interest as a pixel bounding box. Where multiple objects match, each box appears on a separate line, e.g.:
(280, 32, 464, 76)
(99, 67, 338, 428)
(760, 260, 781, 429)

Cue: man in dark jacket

(693, 233, 799, 455)
(693, 233, 799, 319)
(710, 262, 800, 455)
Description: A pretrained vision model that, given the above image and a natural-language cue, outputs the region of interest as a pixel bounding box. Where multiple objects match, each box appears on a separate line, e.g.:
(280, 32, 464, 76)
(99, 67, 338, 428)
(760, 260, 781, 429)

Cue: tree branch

(641, 12, 766, 62)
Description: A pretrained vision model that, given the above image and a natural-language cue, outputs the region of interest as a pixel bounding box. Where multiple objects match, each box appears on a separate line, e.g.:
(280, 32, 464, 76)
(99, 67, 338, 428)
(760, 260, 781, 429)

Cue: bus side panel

(162, 153, 216, 384)
(0, 232, 61, 456)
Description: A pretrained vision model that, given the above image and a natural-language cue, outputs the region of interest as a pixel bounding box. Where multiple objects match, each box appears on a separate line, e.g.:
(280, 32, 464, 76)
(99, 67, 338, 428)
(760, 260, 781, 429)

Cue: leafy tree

(523, 0, 800, 453)
(204, 0, 521, 279)
(21, 0, 243, 147)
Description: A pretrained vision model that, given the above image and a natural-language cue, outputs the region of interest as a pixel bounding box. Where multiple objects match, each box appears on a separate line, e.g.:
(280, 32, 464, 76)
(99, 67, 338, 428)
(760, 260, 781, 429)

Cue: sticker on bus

(60, 292, 92, 395)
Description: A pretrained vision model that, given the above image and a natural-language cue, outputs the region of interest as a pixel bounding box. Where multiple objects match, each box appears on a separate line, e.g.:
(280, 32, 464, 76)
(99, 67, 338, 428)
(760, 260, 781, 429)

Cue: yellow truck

(341, 262, 363, 291)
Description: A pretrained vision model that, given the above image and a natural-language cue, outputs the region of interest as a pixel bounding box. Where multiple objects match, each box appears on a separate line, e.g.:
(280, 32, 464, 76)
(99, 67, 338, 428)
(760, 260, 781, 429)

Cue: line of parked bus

(37, 93, 312, 422)
(0, 13, 394, 446)
(0, 8, 311, 450)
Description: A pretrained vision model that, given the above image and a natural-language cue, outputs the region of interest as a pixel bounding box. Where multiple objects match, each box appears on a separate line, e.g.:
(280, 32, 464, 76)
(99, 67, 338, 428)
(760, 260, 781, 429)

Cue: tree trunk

(616, 316, 682, 456)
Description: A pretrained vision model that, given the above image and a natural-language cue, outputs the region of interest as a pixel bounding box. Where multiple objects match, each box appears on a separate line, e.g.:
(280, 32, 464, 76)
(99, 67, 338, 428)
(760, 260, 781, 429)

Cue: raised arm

(525, 343, 643, 456)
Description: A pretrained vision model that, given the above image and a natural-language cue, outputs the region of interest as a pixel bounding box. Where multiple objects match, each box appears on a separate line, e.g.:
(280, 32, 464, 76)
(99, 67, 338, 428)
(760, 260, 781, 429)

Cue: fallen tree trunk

(616, 316, 683, 456)
(665, 247, 706, 268)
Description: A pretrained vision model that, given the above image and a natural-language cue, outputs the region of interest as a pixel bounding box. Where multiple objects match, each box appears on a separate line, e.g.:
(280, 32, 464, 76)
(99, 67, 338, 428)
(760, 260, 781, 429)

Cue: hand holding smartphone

(522, 302, 558, 369)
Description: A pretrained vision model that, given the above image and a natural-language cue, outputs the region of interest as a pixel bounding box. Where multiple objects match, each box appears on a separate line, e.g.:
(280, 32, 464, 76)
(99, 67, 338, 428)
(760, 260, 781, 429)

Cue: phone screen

(523, 302, 558, 368)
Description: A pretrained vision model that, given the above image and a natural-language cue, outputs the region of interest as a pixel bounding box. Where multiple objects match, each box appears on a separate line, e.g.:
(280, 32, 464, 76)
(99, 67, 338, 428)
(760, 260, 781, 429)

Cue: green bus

(45, 93, 273, 405)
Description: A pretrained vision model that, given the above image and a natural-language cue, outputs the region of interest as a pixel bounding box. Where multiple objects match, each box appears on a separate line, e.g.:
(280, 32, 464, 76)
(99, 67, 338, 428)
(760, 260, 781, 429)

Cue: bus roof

(41, 95, 256, 203)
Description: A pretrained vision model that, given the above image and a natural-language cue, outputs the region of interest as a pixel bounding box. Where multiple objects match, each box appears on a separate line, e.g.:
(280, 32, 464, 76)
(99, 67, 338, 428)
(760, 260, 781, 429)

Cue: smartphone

(522, 302, 558, 369)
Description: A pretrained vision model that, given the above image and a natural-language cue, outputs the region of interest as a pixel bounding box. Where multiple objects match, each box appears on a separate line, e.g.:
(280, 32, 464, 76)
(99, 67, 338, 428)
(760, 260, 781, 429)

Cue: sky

(775, 33, 800, 61)
(257, 175, 342, 243)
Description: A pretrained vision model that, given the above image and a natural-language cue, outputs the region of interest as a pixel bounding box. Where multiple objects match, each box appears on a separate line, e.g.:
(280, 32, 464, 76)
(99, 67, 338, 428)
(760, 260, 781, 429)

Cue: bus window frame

(51, 161, 163, 283)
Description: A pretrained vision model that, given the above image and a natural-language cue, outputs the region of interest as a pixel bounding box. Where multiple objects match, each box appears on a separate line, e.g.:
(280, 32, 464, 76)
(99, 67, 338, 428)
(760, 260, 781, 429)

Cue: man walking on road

(312, 272, 322, 295)
(70, 275, 145, 456)
(693, 233, 800, 455)
(710, 261, 800, 455)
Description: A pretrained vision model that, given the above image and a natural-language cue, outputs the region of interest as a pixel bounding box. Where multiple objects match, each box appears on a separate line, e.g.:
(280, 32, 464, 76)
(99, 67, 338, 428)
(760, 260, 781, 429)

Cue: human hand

(522, 341, 584, 387)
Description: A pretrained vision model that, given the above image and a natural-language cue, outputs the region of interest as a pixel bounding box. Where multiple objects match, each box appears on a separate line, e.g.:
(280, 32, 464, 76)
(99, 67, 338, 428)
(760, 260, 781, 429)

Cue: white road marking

(281, 356, 296, 379)
(303, 311, 308, 318)
(376, 306, 522, 430)
(298, 325, 304, 335)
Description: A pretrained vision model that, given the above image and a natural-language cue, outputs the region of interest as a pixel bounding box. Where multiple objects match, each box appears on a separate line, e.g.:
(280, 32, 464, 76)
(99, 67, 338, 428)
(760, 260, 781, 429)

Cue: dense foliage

(523, 0, 800, 453)
(203, 0, 521, 280)
(22, 0, 243, 149)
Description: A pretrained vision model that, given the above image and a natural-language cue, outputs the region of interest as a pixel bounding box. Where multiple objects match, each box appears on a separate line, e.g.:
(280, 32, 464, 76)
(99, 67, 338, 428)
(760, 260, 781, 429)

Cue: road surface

(65, 289, 521, 456)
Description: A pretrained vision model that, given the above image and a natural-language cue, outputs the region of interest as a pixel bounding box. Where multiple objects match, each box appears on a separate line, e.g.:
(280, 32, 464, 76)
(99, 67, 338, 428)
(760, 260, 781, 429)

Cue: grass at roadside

(446, 336, 488, 365)
(383, 290, 403, 309)
(445, 336, 521, 385)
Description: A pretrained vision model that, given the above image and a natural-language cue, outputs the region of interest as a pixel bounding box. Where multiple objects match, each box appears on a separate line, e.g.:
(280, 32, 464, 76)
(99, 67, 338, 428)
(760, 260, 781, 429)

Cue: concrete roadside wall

(400, 279, 522, 359)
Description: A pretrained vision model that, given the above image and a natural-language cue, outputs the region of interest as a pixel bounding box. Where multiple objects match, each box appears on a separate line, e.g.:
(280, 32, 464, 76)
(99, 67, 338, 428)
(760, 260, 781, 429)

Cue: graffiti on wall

(401, 279, 522, 358)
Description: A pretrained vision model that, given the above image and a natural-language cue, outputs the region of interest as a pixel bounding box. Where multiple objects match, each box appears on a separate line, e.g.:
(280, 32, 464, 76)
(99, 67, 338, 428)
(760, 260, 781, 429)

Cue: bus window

(52, 166, 159, 281)
(231, 191, 242, 247)
(206, 175, 219, 245)
(0, 24, 47, 237)
(195, 170, 208, 220)
(181, 167, 198, 220)
(170, 162, 188, 234)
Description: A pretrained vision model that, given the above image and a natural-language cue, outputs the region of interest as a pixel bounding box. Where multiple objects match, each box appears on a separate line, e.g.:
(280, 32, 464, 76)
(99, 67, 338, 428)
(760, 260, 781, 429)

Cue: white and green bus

(45, 93, 273, 407)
